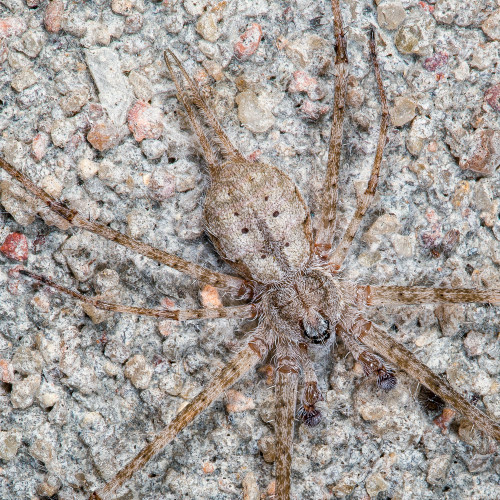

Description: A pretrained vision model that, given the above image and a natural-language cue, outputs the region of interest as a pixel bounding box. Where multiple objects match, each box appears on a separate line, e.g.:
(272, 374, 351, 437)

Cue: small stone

(196, 12, 220, 42)
(0, 430, 22, 461)
(64, 366, 98, 394)
(0, 359, 14, 383)
(377, 1, 406, 30)
(29, 438, 56, 466)
(36, 475, 61, 497)
(148, 168, 176, 201)
(234, 23, 262, 61)
(60, 88, 89, 115)
(365, 472, 388, 497)
(225, 389, 255, 413)
(127, 209, 154, 239)
(12, 346, 44, 375)
(242, 472, 260, 500)
(464, 331, 487, 357)
(391, 234, 414, 257)
(103, 361, 119, 377)
(236, 90, 275, 134)
(299, 100, 328, 121)
(111, 0, 133, 15)
(481, 10, 500, 41)
(288, 70, 324, 101)
(11, 374, 41, 409)
(434, 304, 464, 337)
(128, 71, 153, 102)
(433, 0, 457, 24)
(257, 435, 276, 463)
(0, 17, 27, 38)
(184, 0, 208, 16)
(484, 83, 500, 112)
(141, 139, 167, 159)
(78, 158, 100, 180)
(459, 129, 500, 176)
(426, 455, 450, 485)
(124, 354, 153, 389)
(422, 51, 448, 72)
(20, 30, 46, 58)
(362, 213, 401, 246)
(31, 132, 50, 162)
(44, 0, 64, 33)
(98, 158, 129, 186)
(454, 61, 470, 81)
(200, 284, 223, 308)
(433, 407, 456, 434)
(390, 96, 416, 127)
(406, 116, 432, 156)
(124, 12, 143, 34)
(41, 174, 63, 199)
(394, 12, 435, 56)
(127, 101, 164, 142)
(0, 232, 29, 261)
(39, 392, 59, 408)
(50, 118, 77, 148)
(87, 121, 122, 151)
(11, 68, 37, 92)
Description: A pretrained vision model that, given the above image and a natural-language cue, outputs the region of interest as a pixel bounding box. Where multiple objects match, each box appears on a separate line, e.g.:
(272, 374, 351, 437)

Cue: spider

(0, 0, 499, 499)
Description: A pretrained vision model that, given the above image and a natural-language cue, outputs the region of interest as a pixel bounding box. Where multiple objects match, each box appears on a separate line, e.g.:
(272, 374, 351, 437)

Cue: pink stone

(299, 99, 329, 121)
(200, 285, 223, 309)
(459, 129, 500, 176)
(288, 70, 324, 101)
(87, 121, 121, 151)
(225, 389, 255, 413)
(127, 101, 164, 142)
(484, 83, 500, 112)
(44, 0, 64, 33)
(0, 233, 29, 262)
(0, 17, 27, 38)
(31, 132, 50, 162)
(234, 23, 262, 61)
(0, 359, 14, 383)
(423, 52, 448, 72)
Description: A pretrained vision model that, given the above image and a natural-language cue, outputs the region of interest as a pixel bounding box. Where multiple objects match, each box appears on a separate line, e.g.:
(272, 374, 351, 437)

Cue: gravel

(0, 0, 499, 499)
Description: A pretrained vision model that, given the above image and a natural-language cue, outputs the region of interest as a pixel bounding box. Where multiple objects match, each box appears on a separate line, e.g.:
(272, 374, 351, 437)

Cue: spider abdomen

(204, 161, 313, 283)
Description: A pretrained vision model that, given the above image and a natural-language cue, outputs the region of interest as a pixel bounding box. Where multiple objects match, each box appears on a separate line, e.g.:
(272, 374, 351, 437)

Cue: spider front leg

(91, 338, 268, 500)
(362, 285, 500, 306)
(314, 0, 349, 259)
(328, 27, 390, 271)
(342, 317, 500, 441)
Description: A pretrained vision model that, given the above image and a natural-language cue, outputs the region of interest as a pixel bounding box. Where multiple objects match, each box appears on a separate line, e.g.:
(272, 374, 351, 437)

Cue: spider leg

(362, 285, 500, 306)
(0, 159, 252, 297)
(274, 366, 299, 500)
(343, 317, 500, 441)
(329, 27, 389, 271)
(314, 0, 348, 260)
(18, 269, 257, 320)
(164, 51, 220, 173)
(164, 50, 245, 162)
(90, 341, 266, 500)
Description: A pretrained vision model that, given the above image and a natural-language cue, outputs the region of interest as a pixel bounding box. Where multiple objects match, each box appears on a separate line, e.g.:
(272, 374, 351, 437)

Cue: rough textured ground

(0, 0, 499, 499)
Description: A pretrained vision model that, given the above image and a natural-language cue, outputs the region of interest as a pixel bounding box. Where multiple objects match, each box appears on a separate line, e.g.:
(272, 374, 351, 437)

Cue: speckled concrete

(0, 0, 499, 499)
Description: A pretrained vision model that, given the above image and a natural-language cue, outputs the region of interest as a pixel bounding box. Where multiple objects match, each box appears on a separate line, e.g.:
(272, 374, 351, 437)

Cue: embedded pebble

(36, 475, 61, 497)
(44, 0, 64, 33)
(426, 455, 450, 485)
(11, 374, 41, 409)
(111, 0, 134, 16)
(362, 214, 401, 246)
(406, 116, 432, 155)
(0, 359, 14, 383)
(0, 430, 22, 461)
(60, 88, 89, 115)
(184, 0, 208, 16)
(31, 132, 50, 162)
(481, 10, 500, 41)
(390, 96, 416, 127)
(234, 23, 262, 61)
(64, 366, 98, 394)
(199, 284, 222, 308)
(242, 472, 260, 500)
(105, 339, 131, 364)
(124, 12, 143, 34)
(12, 347, 44, 375)
(77, 158, 100, 180)
(11, 68, 37, 92)
(394, 12, 435, 55)
(434, 304, 464, 337)
(463, 331, 487, 357)
(377, 1, 406, 30)
(0, 17, 27, 38)
(236, 90, 275, 133)
(85, 47, 134, 126)
(196, 12, 220, 43)
(225, 390, 255, 413)
(422, 52, 448, 72)
(87, 121, 122, 151)
(484, 83, 500, 112)
(288, 70, 324, 101)
(459, 129, 500, 175)
(29, 439, 56, 467)
(124, 354, 153, 389)
(127, 101, 164, 142)
(148, 167, 176, 201)
(0, 232, 29, 261)
(365, 472, 388, 497)
(257, 435, 276, 463)
(128, 70, 153, 102)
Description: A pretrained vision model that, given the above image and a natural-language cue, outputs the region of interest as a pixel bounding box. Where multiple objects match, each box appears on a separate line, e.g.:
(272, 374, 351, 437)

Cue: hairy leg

(329, 28, 389, 271)
(362, 285, 500, 306)
(165, 50, 245, 162)
(274, 368, 299, 500)
(314, 0, 348, 260)
(0, 159, 251, 296)
(91, 343, 265, 500)
(347, 317, 500, 441)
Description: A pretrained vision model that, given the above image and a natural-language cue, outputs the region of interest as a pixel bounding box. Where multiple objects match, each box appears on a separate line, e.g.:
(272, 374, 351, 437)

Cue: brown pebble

(44, 0, 64, 33)
(87, 121, 121, 151)
(299, 99, 328, 121)
(127, 101, 164, 142)
(234, 23, 262, 61)
(225, 389, 255, 413)
(200, 284, 223, 309)
(434, 407, 456, 434)
(0, 17, 27, 38)
(0, 233, 29, 262)
(459, 129, 500, 176)
(202, 462, 216, 474)
(31, 132, 50, 162)
(484, 83, 500, 112)
(0, 360, 15, 384)
(288, 70, 324, 101)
